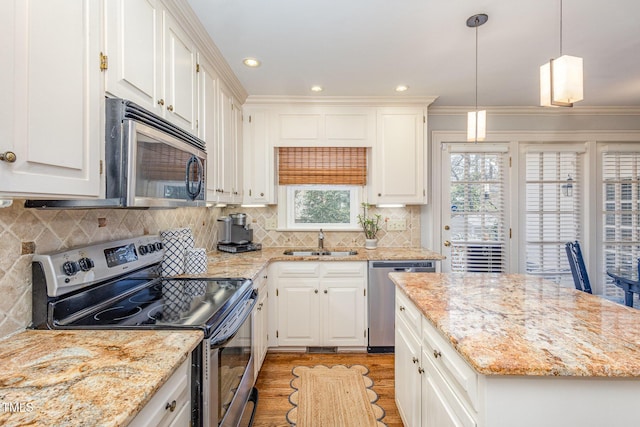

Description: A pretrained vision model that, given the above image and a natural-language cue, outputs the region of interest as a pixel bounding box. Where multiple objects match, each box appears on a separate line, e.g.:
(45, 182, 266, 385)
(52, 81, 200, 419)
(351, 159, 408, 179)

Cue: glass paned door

(524, 149, 582, 287)
(441, 145, 509, 272)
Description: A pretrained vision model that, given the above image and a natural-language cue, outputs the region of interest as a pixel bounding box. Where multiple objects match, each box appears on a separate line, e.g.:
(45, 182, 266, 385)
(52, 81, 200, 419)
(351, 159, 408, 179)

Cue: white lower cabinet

(395, 291, 477, 427)
(128, 356, 191, 427)
(252, 267, 269, 381)
(270, 261, 367, 348)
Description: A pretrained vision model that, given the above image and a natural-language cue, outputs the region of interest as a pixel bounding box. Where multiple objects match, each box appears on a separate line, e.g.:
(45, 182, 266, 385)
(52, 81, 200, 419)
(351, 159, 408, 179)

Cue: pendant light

(540, 0, 583, 107)
(467, 14, 488, 143)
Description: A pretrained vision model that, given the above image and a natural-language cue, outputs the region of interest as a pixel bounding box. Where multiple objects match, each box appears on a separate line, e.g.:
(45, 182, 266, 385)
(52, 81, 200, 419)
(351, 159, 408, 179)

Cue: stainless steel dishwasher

(368, 260, 436, 353)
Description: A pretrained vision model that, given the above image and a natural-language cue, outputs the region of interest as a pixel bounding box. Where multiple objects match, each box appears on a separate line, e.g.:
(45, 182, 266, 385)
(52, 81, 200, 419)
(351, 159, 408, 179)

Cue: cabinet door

(276, 278, 320, 346)
(395, 314, 421, 427)
(231, 99, 243, 204)
(105, 0, 162, 114)
(322, 279, 366, 346)
(373, 108, 426, 204)
(243, 109, 275, 205)
(163, 14, 197, 134)
(0, 0, 101, 198)
(198, 56, 220, 202)
(217, 82, 235, 201)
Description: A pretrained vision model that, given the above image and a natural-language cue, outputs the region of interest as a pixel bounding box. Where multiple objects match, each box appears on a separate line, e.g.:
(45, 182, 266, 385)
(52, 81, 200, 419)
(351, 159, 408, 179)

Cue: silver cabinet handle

(0, 151, 16, 163)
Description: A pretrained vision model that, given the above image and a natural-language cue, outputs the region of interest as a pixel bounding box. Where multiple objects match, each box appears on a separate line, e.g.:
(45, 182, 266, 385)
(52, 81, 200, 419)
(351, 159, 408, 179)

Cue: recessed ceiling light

(395, 85, 409, 92)
(311, 85, 323, 92)
(242, 57, 261, 68)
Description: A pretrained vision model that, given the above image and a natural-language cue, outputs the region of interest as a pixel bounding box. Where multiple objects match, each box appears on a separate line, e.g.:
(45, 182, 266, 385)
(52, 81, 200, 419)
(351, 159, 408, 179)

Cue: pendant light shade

(467, 110, 486, 142)
(540, 55, 583, 107)
(466, 13, 488, 143)
(540, 0, 583, 107)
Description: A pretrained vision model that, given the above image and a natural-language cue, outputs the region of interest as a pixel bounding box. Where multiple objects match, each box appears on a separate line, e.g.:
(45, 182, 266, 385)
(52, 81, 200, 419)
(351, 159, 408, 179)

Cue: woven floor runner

(286, 364, 386, 427)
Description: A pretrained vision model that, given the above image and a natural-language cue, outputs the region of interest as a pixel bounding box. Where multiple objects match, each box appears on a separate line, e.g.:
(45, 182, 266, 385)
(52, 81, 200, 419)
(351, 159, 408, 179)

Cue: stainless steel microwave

(27, 98, 207, 209)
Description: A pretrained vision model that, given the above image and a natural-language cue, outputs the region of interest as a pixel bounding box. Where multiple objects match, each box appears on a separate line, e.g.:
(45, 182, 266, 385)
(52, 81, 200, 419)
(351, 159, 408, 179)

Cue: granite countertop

(0, 329, 203, 427)
(390, 272, 640, 378)
(184, 246, 444, 280)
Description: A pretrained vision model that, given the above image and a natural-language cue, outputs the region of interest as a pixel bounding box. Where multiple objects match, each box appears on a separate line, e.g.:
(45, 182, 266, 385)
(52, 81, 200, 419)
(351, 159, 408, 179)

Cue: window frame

(277, 184, 363, 231)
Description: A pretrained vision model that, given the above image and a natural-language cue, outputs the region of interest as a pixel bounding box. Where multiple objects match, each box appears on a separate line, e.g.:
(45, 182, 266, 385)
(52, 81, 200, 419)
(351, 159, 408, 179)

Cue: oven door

(208, 292, 257, 427)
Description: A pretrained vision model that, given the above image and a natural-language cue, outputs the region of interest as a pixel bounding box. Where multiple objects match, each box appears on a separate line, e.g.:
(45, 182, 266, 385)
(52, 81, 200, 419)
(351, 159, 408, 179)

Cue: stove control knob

(146, 243, 156, 253)
(139, 245, 149, 255)
(78, 257, 94, 272)
(62, 261, 80, 276)
(155, 242, 163, 251)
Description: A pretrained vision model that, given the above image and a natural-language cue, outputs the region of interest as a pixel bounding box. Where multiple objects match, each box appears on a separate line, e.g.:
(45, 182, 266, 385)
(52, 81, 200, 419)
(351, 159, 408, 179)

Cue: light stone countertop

(0, 329, 203, 427)
(183, 246, 445, 281)
(390, 272, 640, 377)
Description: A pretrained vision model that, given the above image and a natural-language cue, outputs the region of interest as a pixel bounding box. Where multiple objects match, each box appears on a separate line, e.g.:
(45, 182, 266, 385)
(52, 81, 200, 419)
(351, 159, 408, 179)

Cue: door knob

(444, 240, 451, 247)
(0, 151, 16, 163)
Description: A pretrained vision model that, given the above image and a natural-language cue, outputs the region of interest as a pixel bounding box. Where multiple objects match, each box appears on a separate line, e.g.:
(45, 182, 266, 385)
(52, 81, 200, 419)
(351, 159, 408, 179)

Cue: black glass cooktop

(51, 272, 252, 336)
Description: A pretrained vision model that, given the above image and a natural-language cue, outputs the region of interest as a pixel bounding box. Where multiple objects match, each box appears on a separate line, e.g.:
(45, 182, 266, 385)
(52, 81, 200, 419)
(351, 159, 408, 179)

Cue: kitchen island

(0, 329, 202, 427)
(390, 272, 640, 427)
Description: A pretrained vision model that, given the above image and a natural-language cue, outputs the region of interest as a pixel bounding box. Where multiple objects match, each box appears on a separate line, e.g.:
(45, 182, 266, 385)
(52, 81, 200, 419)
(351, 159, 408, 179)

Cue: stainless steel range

(31, 235, 258, 427)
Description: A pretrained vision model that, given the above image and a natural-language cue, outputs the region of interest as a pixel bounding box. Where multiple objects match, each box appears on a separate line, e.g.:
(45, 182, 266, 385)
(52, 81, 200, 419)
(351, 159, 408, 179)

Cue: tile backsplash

(224, 205, 421, 248)
(0, 201, 221, 339)
(0, 202, 420, 340)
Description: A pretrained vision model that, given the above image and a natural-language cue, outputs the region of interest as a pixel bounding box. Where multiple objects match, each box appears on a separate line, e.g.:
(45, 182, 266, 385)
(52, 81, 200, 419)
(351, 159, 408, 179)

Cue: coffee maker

(217, 213, 262, 253)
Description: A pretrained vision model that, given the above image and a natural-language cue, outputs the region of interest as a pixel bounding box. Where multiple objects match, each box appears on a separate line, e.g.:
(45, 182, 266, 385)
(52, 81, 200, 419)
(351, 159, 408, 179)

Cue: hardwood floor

(252, 352, 403, 427)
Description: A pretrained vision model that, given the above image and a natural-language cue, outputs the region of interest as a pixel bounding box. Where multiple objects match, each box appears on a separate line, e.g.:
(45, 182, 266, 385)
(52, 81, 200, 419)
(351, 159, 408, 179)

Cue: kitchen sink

(283, 249, 358, 257)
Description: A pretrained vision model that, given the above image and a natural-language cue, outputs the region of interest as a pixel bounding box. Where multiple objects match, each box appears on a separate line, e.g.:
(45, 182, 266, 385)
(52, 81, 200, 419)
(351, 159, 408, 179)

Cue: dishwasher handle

(393, 267, 434, 273)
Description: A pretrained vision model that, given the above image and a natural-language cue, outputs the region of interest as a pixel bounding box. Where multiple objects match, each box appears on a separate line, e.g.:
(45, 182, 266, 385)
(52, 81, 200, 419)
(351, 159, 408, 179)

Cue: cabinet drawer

(422, 346, 477, 427)
(421, 317, 478, 411)
(129, 357, 191, 427)
(274, 262, 321, 277)
(396, 290, 421, 337)
(322, 262, 366, 278)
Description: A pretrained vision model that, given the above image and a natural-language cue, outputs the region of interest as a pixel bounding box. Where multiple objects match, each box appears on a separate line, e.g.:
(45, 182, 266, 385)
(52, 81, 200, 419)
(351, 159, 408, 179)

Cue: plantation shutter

(601, 148, 640, 300)
(278, 147, 367, 185)
(446, 145, 508, 273)
(524, 146, 583, 287)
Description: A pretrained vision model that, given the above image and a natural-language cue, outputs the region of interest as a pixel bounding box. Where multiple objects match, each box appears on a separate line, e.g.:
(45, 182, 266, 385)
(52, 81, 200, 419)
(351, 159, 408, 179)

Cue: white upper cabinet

(163, 13, 198, 134)
(371, 107, 427, 205)
(243, 109, 276, 205)
(105, 0, 198, 135)
(275, 106, 375, 147)
(211, 81, 243, 204)
(0, 0, 102, 199)
(104, 0, 162, 115)
(197, 55, 220, 202)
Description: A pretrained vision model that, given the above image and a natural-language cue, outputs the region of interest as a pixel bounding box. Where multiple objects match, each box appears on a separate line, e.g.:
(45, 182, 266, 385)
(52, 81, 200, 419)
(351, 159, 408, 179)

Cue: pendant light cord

(474, 17, 479, 142)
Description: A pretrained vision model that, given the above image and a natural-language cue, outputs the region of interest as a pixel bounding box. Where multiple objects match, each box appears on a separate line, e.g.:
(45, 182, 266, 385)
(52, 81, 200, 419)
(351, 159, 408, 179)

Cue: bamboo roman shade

(278, 147, 367, 185)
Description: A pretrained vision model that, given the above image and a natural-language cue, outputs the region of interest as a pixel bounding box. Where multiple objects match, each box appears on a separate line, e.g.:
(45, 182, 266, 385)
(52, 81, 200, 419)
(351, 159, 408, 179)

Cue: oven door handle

(209, 295, 257, 348)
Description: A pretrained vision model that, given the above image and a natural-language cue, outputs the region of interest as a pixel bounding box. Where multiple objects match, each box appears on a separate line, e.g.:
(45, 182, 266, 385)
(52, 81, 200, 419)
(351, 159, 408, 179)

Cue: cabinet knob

(378, 193, 382, 197)
(418, 367, 425, 374)
(443, 240, 451, 247)
(399, 306, 405, 311)
(324, 289, 328, 294)
(0, 151, 16, 163)
(157, 99, 165, 106)
(314, 289, 318, 294)
(412, 357, 419, 364)
(260, 192, 264, 197)
(433, 349, 442, 359)
(167, 105, 174, 112)
(165, 400, 177, 412)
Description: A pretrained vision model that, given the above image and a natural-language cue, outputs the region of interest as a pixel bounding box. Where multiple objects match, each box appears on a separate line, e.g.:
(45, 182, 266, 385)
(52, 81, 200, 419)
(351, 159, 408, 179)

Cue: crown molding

(428, 105, 640, 116)
(245, 95, 439, 107)
(169, 0, 249, 103)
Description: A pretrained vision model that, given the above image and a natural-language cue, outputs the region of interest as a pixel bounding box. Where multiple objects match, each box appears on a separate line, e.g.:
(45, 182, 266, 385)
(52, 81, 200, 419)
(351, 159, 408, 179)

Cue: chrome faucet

(318, 229, 325, 250)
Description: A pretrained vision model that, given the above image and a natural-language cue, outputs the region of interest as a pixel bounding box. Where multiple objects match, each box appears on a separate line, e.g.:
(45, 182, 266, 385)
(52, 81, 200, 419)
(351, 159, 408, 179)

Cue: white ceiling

(187, 0, 640, 107)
